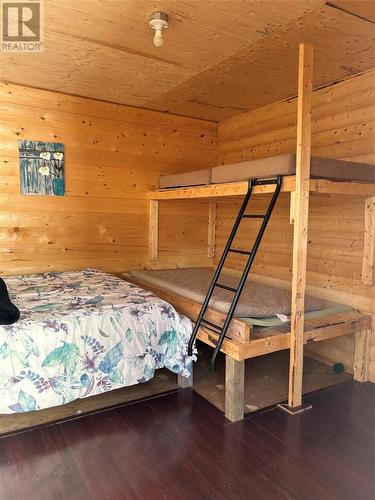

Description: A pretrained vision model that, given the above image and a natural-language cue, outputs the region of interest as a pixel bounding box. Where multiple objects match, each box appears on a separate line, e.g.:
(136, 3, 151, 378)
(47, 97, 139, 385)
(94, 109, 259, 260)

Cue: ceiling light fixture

(149, 11, 168, 47)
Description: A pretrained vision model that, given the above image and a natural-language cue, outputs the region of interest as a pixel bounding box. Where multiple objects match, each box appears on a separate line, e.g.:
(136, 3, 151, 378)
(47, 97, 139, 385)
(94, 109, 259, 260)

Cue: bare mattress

(159, 154, 374, 188)
(129, 268, 325, 318)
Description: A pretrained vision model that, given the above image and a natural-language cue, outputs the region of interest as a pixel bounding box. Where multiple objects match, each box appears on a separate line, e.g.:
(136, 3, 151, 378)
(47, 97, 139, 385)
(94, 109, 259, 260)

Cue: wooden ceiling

(1, 0, 374, 121)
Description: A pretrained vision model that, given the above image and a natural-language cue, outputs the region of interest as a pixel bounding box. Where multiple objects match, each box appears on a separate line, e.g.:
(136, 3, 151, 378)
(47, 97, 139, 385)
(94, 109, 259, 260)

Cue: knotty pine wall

(216, 70, 375, 380)
(0, 82, 216, 275)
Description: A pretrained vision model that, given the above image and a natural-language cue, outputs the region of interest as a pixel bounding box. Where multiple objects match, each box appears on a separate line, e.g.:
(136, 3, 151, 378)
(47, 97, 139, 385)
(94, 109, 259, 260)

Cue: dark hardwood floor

(0, 380, 373, 500)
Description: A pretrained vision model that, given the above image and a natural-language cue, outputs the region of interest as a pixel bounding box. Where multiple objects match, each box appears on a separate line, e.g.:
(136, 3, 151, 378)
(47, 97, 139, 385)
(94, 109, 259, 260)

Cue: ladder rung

(229, 248, 252, 256)
(253, 179, 278, 186)
(200, 319, 222, 332)
(216, 283, 237, 293)
(242, 214, 266, 219)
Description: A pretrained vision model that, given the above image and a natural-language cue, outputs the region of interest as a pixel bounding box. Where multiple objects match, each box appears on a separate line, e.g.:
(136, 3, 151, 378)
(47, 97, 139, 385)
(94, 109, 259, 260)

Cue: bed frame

(135, 43, 374, 422)
(126, 273, 372, 421)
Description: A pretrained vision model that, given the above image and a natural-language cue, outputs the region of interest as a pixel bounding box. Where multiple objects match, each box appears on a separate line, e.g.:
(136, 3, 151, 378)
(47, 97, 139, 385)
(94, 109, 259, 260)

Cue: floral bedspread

(0, 269, 194, 414)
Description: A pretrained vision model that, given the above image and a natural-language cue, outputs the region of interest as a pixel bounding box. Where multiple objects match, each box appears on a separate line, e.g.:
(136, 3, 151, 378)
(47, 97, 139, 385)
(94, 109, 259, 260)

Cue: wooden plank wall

(216, 70, 375, 380)
(0, 82, 217, 275)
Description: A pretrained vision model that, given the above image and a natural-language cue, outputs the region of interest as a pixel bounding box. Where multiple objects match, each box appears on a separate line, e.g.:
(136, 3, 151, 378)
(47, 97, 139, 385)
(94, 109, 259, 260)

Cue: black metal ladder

(188, 176, 283, 370)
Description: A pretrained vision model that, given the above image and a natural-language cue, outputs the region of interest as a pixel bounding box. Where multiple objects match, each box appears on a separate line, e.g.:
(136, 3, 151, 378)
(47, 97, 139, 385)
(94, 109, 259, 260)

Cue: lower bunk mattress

(0, 269, 193, 414)
(128, 268, 326, 319)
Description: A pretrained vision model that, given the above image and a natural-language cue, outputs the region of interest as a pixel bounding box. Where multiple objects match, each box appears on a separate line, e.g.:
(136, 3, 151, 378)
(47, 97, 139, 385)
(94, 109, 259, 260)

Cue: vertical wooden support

(288, 43, 314, 410)
(208, 202, 217, 258)
(361, 197, 375, 285)
(149, 200, 159, 261)
(225, 356, 245, 422)
(353, 330, 371, 382)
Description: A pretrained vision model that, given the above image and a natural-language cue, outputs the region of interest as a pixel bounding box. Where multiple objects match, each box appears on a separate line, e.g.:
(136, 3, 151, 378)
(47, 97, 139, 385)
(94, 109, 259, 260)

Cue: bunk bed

(137, 172, 374, 420)
(131, 151, 374, 422)
(129, 44, 374, 422)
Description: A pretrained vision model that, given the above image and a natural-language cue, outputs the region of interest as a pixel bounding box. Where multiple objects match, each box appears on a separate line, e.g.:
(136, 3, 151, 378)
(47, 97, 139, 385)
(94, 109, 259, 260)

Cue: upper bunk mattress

(158, 155, 374, 189)
(129, 268, 325, 318)
(212, 154, 375, 184)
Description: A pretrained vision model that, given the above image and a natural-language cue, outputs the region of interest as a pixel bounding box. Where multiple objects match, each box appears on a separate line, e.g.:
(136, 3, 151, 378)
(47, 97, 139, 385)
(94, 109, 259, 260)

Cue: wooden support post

(178, 369, 193, 388)
(353, 330, 371, 382)
(149, 200, 159, 261)
(225, 356, 245, 422)
(208, 202, 216, 258)
(361, 197, 375, 285)
(287, 43, 314, 411)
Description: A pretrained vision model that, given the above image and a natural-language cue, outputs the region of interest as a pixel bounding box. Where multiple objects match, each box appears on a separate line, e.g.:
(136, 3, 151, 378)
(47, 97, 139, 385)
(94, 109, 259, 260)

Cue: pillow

(0, 277, 20, 325)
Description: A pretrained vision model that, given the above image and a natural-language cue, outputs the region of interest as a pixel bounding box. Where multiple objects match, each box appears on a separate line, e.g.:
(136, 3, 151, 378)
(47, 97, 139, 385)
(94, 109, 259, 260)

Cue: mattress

(128, 268, 325, 318)
(160, 168, 211, 188)
(158, 154, 374, 188)
(212, 154, 375, 183)
(0, 269, 193, 414)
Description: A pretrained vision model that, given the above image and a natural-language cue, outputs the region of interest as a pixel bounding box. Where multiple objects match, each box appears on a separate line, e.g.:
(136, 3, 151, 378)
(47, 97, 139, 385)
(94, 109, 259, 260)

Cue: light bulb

(149, 12, 168, 48)
(153, 28, 163, 47)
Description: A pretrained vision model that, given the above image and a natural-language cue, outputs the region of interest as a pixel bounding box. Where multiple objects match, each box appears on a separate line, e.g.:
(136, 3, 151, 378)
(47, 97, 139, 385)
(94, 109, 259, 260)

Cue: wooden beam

(149, 200, 159, 261)
(353, 330, 371, 382)
(309, 179, 375, 197)
(208, 202, 217, 258)
(201, 311, 370, 362)
(362, 197, 375, 285)
(147, 177, 375, 201)
(225, 357, 245, 422)
(147, 176, 297, 200)
(288, 42, 314, 409)
(198, 327, 243, 360)
(241, 312, 371, 360)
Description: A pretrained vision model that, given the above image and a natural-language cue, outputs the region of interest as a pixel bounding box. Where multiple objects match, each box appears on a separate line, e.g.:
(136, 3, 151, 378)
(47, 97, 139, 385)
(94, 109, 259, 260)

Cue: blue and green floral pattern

(0, 269, 194, 414)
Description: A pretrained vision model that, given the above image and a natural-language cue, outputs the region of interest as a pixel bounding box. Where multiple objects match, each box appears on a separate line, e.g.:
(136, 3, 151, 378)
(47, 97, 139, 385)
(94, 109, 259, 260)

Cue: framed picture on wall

(19, 140, 65, 196)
